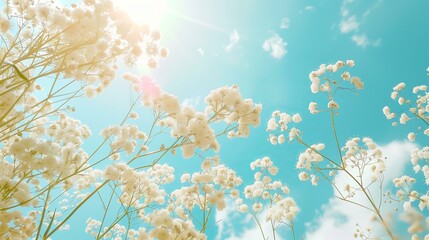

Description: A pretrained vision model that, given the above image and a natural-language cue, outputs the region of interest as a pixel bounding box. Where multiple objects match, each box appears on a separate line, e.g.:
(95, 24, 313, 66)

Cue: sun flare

(114, 0, 170, 27)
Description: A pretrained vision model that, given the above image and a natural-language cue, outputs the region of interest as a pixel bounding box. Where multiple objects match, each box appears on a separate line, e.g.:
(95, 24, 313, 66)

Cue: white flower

(400, 113, 410, 124)
(267, 118, 278, 131)
(408, 132, 416, 142)
(351, 77, 364, 90)
(341, 71, 351, 80)
(292, 113, 302, 123)
(252, 202, 263, 212)
(327, 100, 339, 109)
(393, 82, 406, 91)
(298, 172, 309, 181)
(180, 173, 190, 183)
(182, 144, 195, 159)
(278, 134, 285, 144)
(346, 60, 355, 67)
(308, 102, 319, 114)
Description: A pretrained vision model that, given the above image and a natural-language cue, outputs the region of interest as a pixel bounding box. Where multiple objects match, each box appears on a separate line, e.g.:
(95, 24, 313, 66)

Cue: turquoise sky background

(59, 0, 429, 239)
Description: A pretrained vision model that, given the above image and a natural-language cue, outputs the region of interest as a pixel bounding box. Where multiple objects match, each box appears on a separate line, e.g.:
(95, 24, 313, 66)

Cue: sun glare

(114, 0, 170, 28)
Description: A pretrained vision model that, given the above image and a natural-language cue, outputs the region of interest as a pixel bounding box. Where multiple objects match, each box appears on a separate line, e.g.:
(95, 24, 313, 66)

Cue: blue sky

(65, 0, 429, 239)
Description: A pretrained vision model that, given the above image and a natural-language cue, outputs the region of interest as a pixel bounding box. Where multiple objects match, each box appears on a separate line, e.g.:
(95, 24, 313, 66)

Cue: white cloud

(197, 48, 204, 56)
(305, 5, 315, 11)
(280, 17, 290, 29)
(339, 15, 359, 33)
(339, 0, 383, 47)
(352, 34, 381, 47)
(225, 29, 240, 52)
(262, 33, 287, 59)
(351, 34, 367, 46)
(379, 141, 415, 181)
(216, 199, 287, 240)
(363, 0, 383, 18)
(340, 6, 350, 17)
(305, 141, 416, 240)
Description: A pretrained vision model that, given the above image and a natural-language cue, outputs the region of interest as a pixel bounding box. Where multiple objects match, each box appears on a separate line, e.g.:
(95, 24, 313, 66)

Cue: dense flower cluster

(237, 157, 299, 231)
(101, 124, 148, 157)
(0, 7, 168, 224)
(125, 73, 262, 159)
(172, 156, 242, 214)
(86, 215, 205, 240)
(205, 84, 262, 138)
(104, 163, 174, 206)
(266, 110, 302, 144)
(143, 210, 206, 240)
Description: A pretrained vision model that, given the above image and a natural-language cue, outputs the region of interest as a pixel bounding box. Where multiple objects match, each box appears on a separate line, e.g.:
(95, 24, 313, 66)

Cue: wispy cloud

(305, 141, 416, 239)
(197, 48, 204, 56)
(225, 29, 240, 52)
(339, 0, 382, 47)
(352, 34, 381, 47)
(280, 17, 290, 29)
(305, 5, 315, 11)
(363, 0, 383, 18)
(339, 15, 359, 33)
(262, 33, 287, 59)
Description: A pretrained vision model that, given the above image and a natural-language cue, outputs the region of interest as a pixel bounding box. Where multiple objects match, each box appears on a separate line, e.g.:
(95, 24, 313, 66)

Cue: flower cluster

(101, 124, 148, 157)
(0, 210, 38, 239)
(1, 114, 92, 212)
(391, 174, 429, 237)
(237, 157, 299, 228)
(265, 61, 418, 239)
(87, 215, 205, 240)
(2, 0, 167, 114)
(308, 60, 362, 112)
(383, 79, 429, 238)
(383, 82, 429, 131)
(171, 156, 242, 216)
(410, 147, 429, 184)
(296, 143, 325, 185)
(0, 0, 169, 237)
(266, 110, 302, 144)
(143, 209, 206, 240)
(204, 85, 262, 138)
(125, 74, 261, 158)
(0, 0, 272, 239)
(342, 137, 386, 182)
(104, 162, 174, 207)
(309, 60, 360, 91)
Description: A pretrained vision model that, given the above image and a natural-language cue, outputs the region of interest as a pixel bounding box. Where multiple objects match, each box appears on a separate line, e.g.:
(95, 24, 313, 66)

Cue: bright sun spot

(114, 0, 170, 28)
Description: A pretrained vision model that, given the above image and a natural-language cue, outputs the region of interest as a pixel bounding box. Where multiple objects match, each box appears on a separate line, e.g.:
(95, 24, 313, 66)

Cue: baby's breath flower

(298, 172, 309, 181)
(408, 132, 416, 142)
(328, 99, 339, 109)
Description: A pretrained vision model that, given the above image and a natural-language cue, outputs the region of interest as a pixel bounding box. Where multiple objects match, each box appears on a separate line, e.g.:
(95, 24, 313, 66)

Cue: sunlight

(114, 0, 170, 28)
